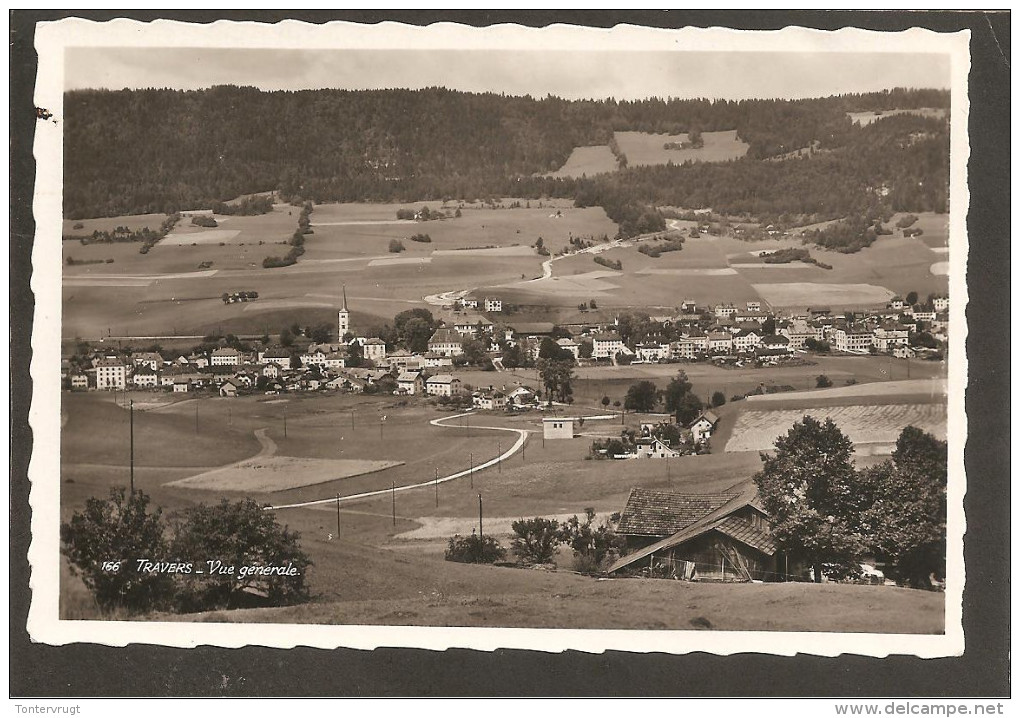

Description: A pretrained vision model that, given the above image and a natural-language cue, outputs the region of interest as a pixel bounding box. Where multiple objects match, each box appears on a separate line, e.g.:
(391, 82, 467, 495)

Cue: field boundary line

(266, 411, 527, 511)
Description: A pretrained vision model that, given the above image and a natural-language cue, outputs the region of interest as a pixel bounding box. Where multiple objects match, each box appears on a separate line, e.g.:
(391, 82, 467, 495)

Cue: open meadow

(61, 201, 616, 339)
(544, 145, 619, 178)
(62, 201, 950, 340)
(613, 130, 750, 166)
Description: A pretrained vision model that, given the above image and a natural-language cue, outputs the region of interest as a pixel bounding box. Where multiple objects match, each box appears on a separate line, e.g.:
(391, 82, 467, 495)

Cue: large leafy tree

(60, 487, 174, 612)
(170, 498, 312, 611)
(393, 308, 440, 354)
(859, 426, 948, 588)
(624, 380, 659, 412)
(537, 358, 575, 404)
(754, 416, 867, 582)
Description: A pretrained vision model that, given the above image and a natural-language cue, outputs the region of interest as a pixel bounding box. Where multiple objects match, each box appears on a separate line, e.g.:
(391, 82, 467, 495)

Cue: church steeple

(338, 284, 350, 338)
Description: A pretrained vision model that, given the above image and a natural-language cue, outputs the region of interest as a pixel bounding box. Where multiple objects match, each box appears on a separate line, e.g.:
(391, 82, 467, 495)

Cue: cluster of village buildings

(66, 289, 947, 403)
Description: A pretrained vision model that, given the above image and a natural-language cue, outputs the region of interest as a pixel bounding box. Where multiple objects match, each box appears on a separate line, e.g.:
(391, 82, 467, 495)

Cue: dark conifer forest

(63, 85, 949, 246)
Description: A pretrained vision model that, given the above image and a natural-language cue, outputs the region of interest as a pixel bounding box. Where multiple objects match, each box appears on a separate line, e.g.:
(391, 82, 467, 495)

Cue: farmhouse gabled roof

(617, 489, 738, 537)
(608, 483, 773, 573)
(397, 371, 421, 382)
(693, 410, 719, 426)
(511, 322, 555, 336)
(426, 374, 458, 385)
(429, 328, 463, 344)
(593, 332, 622, 342)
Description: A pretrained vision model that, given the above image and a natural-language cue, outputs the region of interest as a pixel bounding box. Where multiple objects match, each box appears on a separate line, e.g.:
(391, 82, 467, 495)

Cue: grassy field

(495, 223, 950, 317)
(847, 108, 947, 126)
(725, 403, 947, 453)
(544, 145, 619, 178)
(61, 201, 616, 339)
(61, 202, 952, 340)
(614, 130, 749, 166)
(60, 386, 945, 631)
(181, 576, 944, 633)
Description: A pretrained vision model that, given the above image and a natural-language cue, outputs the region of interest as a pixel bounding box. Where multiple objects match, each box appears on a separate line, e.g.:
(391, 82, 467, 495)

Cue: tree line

(64, 85, 948, 226)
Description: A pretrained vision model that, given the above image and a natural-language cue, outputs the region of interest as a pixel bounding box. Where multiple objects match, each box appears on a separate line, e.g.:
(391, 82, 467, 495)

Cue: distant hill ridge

(63, 86, 949, 243)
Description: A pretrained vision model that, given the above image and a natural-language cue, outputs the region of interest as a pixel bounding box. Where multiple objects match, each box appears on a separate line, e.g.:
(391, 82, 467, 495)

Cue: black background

(9, 10, 1010, 697)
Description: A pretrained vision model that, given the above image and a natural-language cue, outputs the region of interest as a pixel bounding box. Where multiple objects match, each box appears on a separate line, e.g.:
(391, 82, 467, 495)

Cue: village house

(427, 328, 465, 357)
(484, 297, 502, 313)
(325, 374, 362, 392)
(746, 300, 762, 312)
(95, 357, 127, 390)
(259, 347, 292, 370)
(422, 352, 454, 368)
(932, 295, 949, 312)
(70, 373, 89, 391)
(910, 306, 936, 323)
(261, 362, 282, 379)
(173, 378, 191, 393)
(671, 331, 708, 359)
(609, 484, 778, 582)
(734, 310, 769, 325)
(890, 296, 905, 310)
(636, 342, 670, 363)
(132, 369, 159, 388)
(556, 337, 581, 361)
(507, 386, 537, 408)
(592, 332, 625, 359)
(706, 331, 734, 355)
(425, 374, 463, 397)
(186, 352, 210, 369)
(510, 322, 556, 340)
(690, 410, 719, 443)
(732, 328, 763, 353)
(473, 390, 507, 410)
(714, 303, 738, 319)
(634, 437, 682, 459)
(453, 316, 494, 335)
(779, 318, 815, 349)
(833, 326, 874, 353)
(361, 338, 387, 363)
(210, 347, 242, 367)
(873, 325, 911, 352)
(218, 379, 239, 397)
(396, 370, 424, 395)
(542, 417, 574, 440)
(759, 335, 791, 353)
(130, 351, 164, 372)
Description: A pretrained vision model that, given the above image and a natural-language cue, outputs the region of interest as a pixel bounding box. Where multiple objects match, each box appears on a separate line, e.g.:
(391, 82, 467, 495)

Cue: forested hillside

(64, 85, 949, 245)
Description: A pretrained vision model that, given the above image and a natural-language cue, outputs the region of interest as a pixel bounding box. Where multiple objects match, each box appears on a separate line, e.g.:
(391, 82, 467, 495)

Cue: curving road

(267, 411, 527, 511)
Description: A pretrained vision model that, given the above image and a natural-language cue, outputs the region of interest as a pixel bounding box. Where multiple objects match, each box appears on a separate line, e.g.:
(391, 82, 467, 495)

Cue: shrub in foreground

(510, 517, 560, 564)
(445, 532, 506, 564)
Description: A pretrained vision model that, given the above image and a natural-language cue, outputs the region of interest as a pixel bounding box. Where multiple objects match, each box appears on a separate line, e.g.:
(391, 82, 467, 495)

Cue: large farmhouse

(610, 484, 778, 582)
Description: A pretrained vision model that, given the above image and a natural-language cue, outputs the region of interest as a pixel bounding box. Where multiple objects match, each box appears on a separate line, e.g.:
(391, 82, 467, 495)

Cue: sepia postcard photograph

(18, 13, 994, 674)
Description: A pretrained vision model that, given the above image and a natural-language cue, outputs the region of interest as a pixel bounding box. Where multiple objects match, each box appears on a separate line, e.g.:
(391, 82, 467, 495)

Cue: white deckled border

(29, 18, 971, 657)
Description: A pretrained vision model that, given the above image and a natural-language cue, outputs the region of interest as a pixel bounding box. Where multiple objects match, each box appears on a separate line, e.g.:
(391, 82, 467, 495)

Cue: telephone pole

(469, 453, 474, 489)
(391, 482, 396, 526)
(478, 493, 484, 541)
(340, 493, 348, 538)
(129, 400, 135, 494)
(434, 467, 439, 507)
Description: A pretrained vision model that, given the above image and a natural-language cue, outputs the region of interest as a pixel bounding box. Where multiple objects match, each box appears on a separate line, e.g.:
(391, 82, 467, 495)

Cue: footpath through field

(266, 411, 527, 511)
